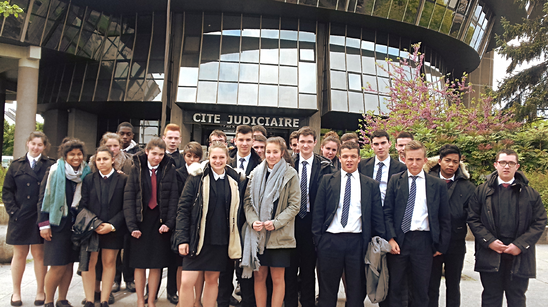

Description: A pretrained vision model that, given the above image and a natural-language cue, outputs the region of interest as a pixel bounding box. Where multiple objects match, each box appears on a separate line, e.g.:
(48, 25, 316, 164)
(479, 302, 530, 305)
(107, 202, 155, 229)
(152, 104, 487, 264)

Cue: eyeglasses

(497, 161, 517, 167)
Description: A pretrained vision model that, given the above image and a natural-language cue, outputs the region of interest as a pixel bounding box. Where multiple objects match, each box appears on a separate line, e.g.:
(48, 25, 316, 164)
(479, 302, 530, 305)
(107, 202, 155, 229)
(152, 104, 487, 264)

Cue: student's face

(438, 153, 460, 178)
(253, 141, 266, 160)
(340, 148, 360, 173)
(265, 143, 282, 169)
(396, 138, 413, 159)
(96, 151, 114, 174)
(184, 152, 201, 166)
(65, 149, 84, 169)
(235, 132, 253, 156)
(209, 148, 227, 175)
(118, 127, 134, 148)
(405, 149, 426, 176)
(162, 130, 181, 152)
(371, 136, 391, 161)
(104, 138, 121, 157)
(290, 139, 299, 154)
(253, 131, 264, 138)
(494, 153, 520, 182)
(146, 146, 165, 167)
(321, 141, 338, 161)
(209, 135, 227, 146)
(298, 135, 316, 157)
(27, 137, 45, 158)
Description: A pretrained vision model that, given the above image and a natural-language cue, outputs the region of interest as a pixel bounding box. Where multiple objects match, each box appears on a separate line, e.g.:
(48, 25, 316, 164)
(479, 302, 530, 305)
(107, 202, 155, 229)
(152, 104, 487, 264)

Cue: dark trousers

(479, 254, 529, 307)
(428, 252, 465, 307)
(285, 214, 316, 307)
(317, 233, 364, 307)
(218, 260, 256, 307)
(115, 234, 134, 283)
(387, 231, 433, 307)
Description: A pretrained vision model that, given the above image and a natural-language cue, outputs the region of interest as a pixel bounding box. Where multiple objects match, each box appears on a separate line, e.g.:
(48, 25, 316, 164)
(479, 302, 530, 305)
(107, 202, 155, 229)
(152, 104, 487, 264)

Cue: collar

(399, 157, 405, 164)
(27, 152, 41, 162)
(374, 155, 390, 165)
(122, 140, 138, 152)
(439, 172, 455, 181)
(99, 168, 115, 178)
(213, 170, 226, 180)
(237, 152, 251, 160)
(407, 170, 425, 179)
(299, 153, 314, 166)
(341, 168, 359, 179)
(497, 176, 515, 186)
(147, 160, 159, 170)
(166, 149, 178, 155)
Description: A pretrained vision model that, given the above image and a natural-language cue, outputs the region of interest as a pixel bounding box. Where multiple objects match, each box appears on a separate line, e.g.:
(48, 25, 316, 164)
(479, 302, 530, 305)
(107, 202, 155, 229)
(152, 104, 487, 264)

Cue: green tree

(496, 0, 548, 121)
(0, 1, 23, 17)
(3, 120, 14, 156)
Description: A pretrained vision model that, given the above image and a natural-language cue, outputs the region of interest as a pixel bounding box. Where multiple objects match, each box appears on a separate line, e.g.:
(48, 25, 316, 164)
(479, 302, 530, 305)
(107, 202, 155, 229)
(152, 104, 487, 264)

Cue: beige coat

(243, 166, 300, 249)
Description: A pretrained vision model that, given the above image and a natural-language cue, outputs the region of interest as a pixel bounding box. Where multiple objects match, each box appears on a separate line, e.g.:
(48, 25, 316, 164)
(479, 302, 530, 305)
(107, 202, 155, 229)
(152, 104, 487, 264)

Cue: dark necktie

(501, 183, 510, 188)
(341, 173, 352, 227)
(104, 176, 108, 180)
(31, 159, 36, 170)
(239, 158, 245, 171)
(445, 179, 454, 189)
(401, 175, 418, 233)
(148, 169, 158, 210)
(299, 161, 308, 218)
(375, 162, 384, 182)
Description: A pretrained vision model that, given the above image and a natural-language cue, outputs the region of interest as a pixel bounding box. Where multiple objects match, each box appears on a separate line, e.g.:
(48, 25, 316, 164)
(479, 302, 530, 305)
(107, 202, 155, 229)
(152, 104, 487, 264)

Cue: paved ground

(1, 241, 548, 306)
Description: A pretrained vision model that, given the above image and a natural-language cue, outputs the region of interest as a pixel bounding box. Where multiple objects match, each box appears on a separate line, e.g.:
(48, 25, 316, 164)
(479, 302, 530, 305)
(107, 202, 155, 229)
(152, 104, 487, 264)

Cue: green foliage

(525, 171, 548, 211)
(0, 1, 23, 18)
(0, 165, 6, 200)
(3, 120, 14, 156)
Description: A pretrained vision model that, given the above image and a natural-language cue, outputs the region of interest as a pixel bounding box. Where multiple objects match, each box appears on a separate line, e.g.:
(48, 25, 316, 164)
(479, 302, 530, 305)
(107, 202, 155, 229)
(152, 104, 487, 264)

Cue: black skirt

(183, 244, 229, 272)
(129, 205, 173, 269)
(99, 231, 124, 250)
(6, 215, 43, 245)
(44, 218, 79, 266)
(258, 248, 292, 268)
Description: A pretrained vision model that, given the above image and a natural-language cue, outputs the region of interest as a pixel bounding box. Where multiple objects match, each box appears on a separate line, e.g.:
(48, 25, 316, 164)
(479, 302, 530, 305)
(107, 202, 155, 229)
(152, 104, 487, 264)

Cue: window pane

(179, 67, 199, 86)
(259, 85, 278, 107)
(348, 91, 364, 113)
(260, 65, 278, 84)
(364, 93, 379, 113)
(299, 94, 316, 109)
(331, 70, 347, 90)
(331, 90, 348, 112)
(198, 62, 219, 81)
(279, 66, 297, 85)
(218, 82, 238, 104)
(348, 73, 362, 91)
(197, 81, 217, 103)
(299, 62, 317, 94)
(240, 64, 259, 83)
(219, 62, 239, 81)
(279, 86, 298, 108)
(330, 51, 346, 70)
(177, 87, 196, 102)
(238, 83, 258, 105)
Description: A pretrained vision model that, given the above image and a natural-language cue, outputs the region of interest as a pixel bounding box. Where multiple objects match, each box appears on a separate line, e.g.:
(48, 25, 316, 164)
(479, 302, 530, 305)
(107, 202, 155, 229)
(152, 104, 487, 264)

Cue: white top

(439, 173, 455, 181)
(212, 170, 226, 181)
(237, 152, 251, 173)
(298, 154, 314, 212)
(497, 177, 515, 186)
(27, 153, 41, 167)
(373, 155, 391, 204)
(327, 169, 362, 233)
(99, 168, 115, 178)
(147, 161, 159, 176)
(408, 170, 430, 231)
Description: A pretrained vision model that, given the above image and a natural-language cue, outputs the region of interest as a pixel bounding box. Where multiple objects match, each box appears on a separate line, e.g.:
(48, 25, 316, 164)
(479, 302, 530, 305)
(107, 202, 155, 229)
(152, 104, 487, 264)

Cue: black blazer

(79, 171, 128, 232)
(311, 170, 386, 258)
(229, 148, 262, 230)
(383, 171, 451, 254)
(293, 153, 334, 213)
(358, 156, 407, 180)
(167, 150, 187, 195)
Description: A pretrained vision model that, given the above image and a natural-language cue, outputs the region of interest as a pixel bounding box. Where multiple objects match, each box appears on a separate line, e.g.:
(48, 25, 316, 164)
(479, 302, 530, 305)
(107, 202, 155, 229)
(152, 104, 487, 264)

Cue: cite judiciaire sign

(189, 112, 302, 128)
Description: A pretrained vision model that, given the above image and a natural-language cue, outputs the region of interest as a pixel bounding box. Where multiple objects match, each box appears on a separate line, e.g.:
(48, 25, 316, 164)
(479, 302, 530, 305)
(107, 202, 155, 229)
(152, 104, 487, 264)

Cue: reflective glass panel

(300, 49, 315, 62)
(331, 70, 347, 90)
(197, 81, 218, 103)
(348, 73, 362, 91)
(218, 82, 238, 104)
(239, 64, 259, 83)
(347, 53, 361, 72)
(179, 67, 199, 86)
(299, 94, 316, 109)
(362, 56, 376, 74)
(348, 91, 364, 113)
(330, 51, 346, 70)
(260, 65, 279, 84)
(259, 85, 278, 107)
(299, 62, 317, 94)
(362, 75, 377, 91)
(279, 86, 298, 108)
(177, 87, 197, 102)
(219, 62, 239, 82)
(364, 93, 379, 113)
(279, 66, 298, 85)
(331, 90, 348, 112)
(198, 62, 219, 81)
(238, 83, 258, 105)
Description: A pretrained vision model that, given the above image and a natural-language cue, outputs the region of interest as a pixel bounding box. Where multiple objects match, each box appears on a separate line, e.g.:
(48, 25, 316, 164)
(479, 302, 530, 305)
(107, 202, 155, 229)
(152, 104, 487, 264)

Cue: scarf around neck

(241, 159, 287, 278)
(40, 159, 91, 226)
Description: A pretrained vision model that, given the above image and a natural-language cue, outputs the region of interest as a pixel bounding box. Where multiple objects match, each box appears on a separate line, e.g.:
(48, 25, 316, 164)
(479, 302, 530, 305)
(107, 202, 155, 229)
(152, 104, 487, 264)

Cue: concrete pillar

(309, 111, 322, 153)
(42, 109, 69, 158)
(13, 57, 40, 158)
(67, 108, 97, 157)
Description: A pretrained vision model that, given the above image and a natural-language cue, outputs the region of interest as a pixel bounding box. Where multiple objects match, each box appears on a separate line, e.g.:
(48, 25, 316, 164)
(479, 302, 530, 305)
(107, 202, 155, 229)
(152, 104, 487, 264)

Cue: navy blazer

(293, 153, 334, 213)
(311, 170, 386, 258)
(358, 156, 407, 180)
(383, 171, 451, 254)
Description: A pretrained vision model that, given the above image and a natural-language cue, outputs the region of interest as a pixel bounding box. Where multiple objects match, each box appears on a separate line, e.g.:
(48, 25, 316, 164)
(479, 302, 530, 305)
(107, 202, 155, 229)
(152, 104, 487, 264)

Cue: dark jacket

(3, 154, 55, 221)
(123, 151, 179, 232)
(229, 148, 262, 230)
(174, 163, 244, 258)
(293, 153, 334, 213)
(167, 150, 187, 195)
(79, 171, 128, 234)
(72, 207, 102, 272)
(358, 156, 407, 180)
(467, 171, 547, 278)
(425, 157, 476, 254)
(383, 171, 451, 254)
(312, 170, 386, 258)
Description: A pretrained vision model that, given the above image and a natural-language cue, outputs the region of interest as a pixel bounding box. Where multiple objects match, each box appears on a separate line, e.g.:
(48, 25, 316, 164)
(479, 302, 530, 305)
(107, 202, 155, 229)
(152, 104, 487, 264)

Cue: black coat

(293, 153, 334, 213)
(467, 171, 547, 278)
(229, 148, 262, 230)
(358, 156, 407, 180)
(425, 160, 475, 254)
(383, 171, 451, 254)
(79, 171, 128, 233)
(123, 151, 179, 232)
(2, 154, 55, 242)
(167, 150, 187, 196)
(312, 170, 386, 258)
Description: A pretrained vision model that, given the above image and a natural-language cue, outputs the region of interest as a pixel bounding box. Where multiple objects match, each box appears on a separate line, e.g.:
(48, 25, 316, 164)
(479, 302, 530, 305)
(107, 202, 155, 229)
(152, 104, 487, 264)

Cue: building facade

(0, 0, 528, 156)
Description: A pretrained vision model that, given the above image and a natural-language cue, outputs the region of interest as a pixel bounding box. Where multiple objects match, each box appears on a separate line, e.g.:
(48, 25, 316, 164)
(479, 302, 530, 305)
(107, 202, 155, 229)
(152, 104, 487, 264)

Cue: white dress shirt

(497, 177, 515, 186)
(298, 154, 314, 212)
(439, 173, 455, 182)
(327, 169, 362, 233)
(237, 152, 251, 173)
(27, 153, 41, 167)
(373, 155, 391, 203)
(147, 161, 159, 176)
(408, 170, 430, 231)
(99, 168, 115, 178)
(212, 170, 226, 181)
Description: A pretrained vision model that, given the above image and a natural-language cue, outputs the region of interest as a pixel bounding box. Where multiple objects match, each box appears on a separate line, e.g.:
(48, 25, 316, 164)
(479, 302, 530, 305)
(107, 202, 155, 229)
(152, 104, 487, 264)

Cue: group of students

(3, 122, 546, 307)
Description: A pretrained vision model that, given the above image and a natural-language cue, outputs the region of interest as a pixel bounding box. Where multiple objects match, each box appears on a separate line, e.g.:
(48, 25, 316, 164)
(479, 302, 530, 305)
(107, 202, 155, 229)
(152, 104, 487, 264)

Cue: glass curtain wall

(177, 13, 318, 110)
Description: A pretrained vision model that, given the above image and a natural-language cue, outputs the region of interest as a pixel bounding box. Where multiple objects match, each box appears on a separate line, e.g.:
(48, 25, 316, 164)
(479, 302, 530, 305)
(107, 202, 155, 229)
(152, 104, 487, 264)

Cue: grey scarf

(241, 159, 287, 278)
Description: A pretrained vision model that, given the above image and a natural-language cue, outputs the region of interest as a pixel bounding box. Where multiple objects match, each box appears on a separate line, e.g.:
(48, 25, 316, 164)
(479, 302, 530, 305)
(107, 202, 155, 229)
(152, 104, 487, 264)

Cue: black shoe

(108, 293, 115, 304)
(56, 300, 74, 307)
(126, 281, 136, 292)
(167, 293, 179, 305)
(83, 302, 94, 307)
(45, 303, 54, 307)
(112, 282, 121, 293)
(100, 302, 109, 307)
(11, 295, 22, 306)
(229, 295, 241, 306)
(34, 297, 45, 306)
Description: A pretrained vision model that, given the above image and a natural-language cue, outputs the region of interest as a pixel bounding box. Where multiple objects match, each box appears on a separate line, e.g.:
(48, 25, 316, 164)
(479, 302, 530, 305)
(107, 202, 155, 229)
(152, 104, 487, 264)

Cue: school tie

(501, 183, 510, 188)
(31, 159, 36, 170)
(239, 158, 246, 171)
(299, 161, 308, 218)
(341, 173, 352, 228)
(148, 169, 158, 210)
(401, 176, 418, 233)
(375, 162, 384, 182)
